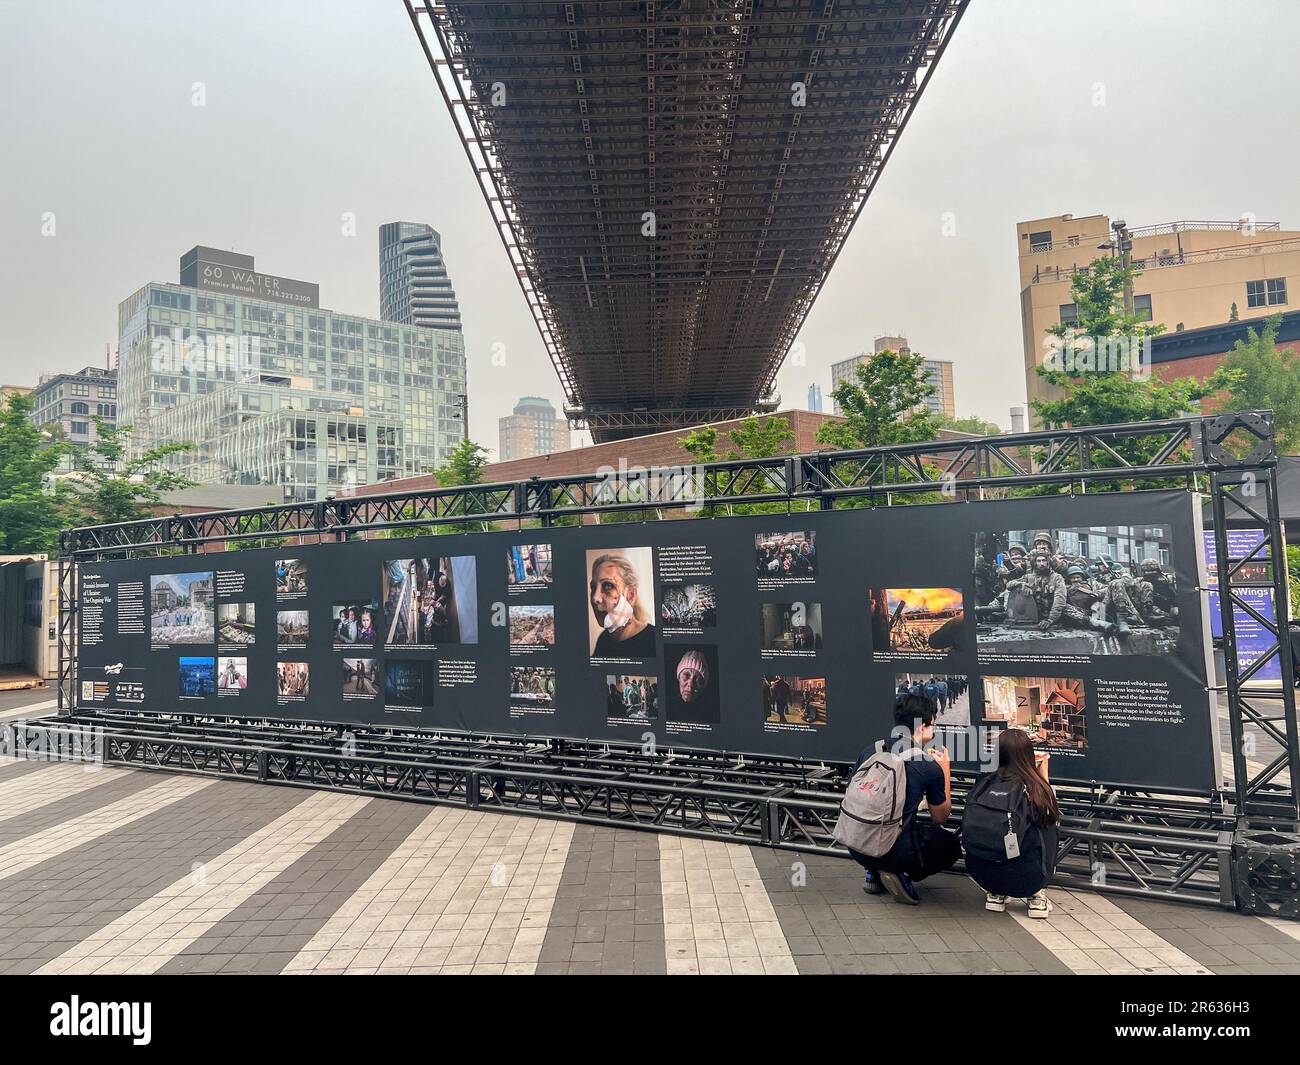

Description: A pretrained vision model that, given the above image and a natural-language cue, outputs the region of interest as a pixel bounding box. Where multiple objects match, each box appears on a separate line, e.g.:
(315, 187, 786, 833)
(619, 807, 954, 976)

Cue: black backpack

(962, 773, 1050, 873)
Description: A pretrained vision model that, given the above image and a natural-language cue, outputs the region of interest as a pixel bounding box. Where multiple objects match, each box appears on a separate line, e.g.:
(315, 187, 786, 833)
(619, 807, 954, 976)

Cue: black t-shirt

(855, 743, 947, 823)
(593, 623, 657, 659)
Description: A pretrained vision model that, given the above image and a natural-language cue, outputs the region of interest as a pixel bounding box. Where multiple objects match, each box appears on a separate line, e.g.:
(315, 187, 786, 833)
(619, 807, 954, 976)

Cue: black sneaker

(879, 870, 921, 905)
(862, 869, 886, 896)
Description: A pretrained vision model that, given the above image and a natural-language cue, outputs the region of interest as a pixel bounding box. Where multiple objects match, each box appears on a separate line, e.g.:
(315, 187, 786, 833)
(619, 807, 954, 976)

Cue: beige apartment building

(1018, 213, 1300, 413)
(830, 335, 955, 418)
(498, 395, 572, 461)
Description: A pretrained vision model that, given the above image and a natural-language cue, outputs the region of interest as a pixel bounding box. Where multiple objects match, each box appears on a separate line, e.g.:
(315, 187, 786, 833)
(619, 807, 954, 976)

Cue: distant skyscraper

(807, 383, 823, 413)
(499, 397, 571, 461)
(379, 222, 463, 332)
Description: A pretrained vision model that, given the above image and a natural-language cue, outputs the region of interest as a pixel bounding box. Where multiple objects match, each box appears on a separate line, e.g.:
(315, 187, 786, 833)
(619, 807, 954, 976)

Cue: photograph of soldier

(586, 549, 657, 659)
(509, 605, 556, 647)
(507, 544, 553, 587)
(665, 645, 721, 724)
(895, 673, 970, 727)
(276, 610, 309, 647)
(381, 556, 479, 646)
(510, 665, 556, 710)
(217, 656, 248, 691)
(660, 582, 717, 630)
(275, 559, 307, 596)
(754, 531, 817, 582)
(332, 602, 377, 647)
(983, 675, 1088, 751)
(150, 572, 215, 645)
(342, 658, 379, 697)
(762, 675, 826, 726)
(606, 674, 658, 722)
(868, 588, 966, 655)
(217, 603, 256, 645)
(760, 601, 824, 651)
(972, 528, 1179, 655)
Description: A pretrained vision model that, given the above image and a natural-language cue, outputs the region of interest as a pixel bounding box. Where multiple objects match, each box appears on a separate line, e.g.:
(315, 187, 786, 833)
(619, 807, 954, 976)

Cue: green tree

(815, 347, 937, 450)
(0, 392, 66, 552)
(387, 437, 494, 537)
(811, 348, 948, 506)
(678, 416, 798, 517)
(1033, 256, 1230, 431)
(1030, 256, 1237, 487)
(1216, 314, 1300, 452)
(65, 419, 197, 526)
(429, 438, 491, 488)
(934, 412, 1003, 437)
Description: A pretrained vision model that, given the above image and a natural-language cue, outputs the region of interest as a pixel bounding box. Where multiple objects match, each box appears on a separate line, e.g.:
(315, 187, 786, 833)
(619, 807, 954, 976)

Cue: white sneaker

(1026, 891, 1052, 919)
(985, 892, 1008, 912)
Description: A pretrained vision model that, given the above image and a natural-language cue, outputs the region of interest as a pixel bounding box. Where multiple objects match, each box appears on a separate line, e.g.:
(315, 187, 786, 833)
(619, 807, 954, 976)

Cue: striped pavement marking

(1008, 888, 1212, 974)
(0, 698, 59, 720)
(661, 837, 796, 975)
(38, 790, 371, 975)
(284, 807, 574, 974)
(0, 774, 219, 885)
(0, 762, 134, 823)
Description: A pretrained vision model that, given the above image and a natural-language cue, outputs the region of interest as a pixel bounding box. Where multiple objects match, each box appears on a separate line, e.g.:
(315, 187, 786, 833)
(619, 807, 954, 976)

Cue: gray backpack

(832, 750, 908, 857)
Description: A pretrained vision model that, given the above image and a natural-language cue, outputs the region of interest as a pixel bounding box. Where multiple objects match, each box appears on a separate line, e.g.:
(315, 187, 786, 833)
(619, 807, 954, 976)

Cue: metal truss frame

(403, 0, 970, 439)
(52, 412, 1298, 911)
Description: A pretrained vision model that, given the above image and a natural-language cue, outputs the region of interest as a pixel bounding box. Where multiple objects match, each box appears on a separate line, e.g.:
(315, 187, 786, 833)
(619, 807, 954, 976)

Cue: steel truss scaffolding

(403, 0, 969, 439)
(50, 412, 1299, 914)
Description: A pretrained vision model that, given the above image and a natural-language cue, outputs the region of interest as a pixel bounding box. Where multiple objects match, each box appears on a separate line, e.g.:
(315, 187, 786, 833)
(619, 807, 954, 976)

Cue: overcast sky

(2, 0, 1297, 450)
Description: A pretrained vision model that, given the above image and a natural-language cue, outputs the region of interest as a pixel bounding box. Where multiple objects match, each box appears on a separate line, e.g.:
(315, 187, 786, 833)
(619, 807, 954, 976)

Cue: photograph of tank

(342, 658, 379, 697)
(759, 602, 824, 651)
(660, 582, 717, 631)
(276, 662, 309, 698)
(275, 559, 307, 596)
(217, 656, 248, 692)
(895, 673, 971, 728)
(332, 601, 377, 647)
(507, 544, 553, 586)
(384, 660, 432, 709)
(381, 556, 479, 646)
(150, 572, 215, 645)
(276, 610, 309, 647)
(762, 675, 826, 726)
(755, 531, 817, 583)
(982, 675, 1088, 751)
(217, 603, 256, 645)
(509, 604, 556, 647)
(606, 674, 658, 722)
(869, 587, 966, 655)
(178, 656, 216, 697)
(510, 665, 556, 710)
(586, 548, 657, 659)
(972, 527, 1180, 656)
(665, 645, 721, 724)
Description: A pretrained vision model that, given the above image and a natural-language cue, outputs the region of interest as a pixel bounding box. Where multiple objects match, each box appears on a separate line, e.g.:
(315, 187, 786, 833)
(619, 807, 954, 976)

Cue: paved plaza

(1, 690, 1298, 976)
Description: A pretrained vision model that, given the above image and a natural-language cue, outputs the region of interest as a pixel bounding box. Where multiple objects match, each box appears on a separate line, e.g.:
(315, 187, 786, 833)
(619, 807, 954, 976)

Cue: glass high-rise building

(117, 246, 467, 501)
(379, 222, 463, 332)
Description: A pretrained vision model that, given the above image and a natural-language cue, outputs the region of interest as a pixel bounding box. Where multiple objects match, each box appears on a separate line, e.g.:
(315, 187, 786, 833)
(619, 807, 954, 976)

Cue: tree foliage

(0, 392, 66, 552)
(66, 419, 197, 527)
(815, 347, 938, 450)
(1216, 314, 1300, 452)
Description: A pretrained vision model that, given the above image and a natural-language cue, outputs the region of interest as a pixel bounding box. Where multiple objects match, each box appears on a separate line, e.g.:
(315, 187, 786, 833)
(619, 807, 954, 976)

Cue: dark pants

(849, 823, 961, 883)
(964, 855, 1047, 898)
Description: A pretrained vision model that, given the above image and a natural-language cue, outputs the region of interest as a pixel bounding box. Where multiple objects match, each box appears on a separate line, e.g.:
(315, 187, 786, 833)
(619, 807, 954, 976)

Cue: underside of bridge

(406, 0, 968, 441)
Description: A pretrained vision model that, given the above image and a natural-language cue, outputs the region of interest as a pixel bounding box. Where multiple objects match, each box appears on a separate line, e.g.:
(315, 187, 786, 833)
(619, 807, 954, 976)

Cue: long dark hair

(997, 729, 1060, 827)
